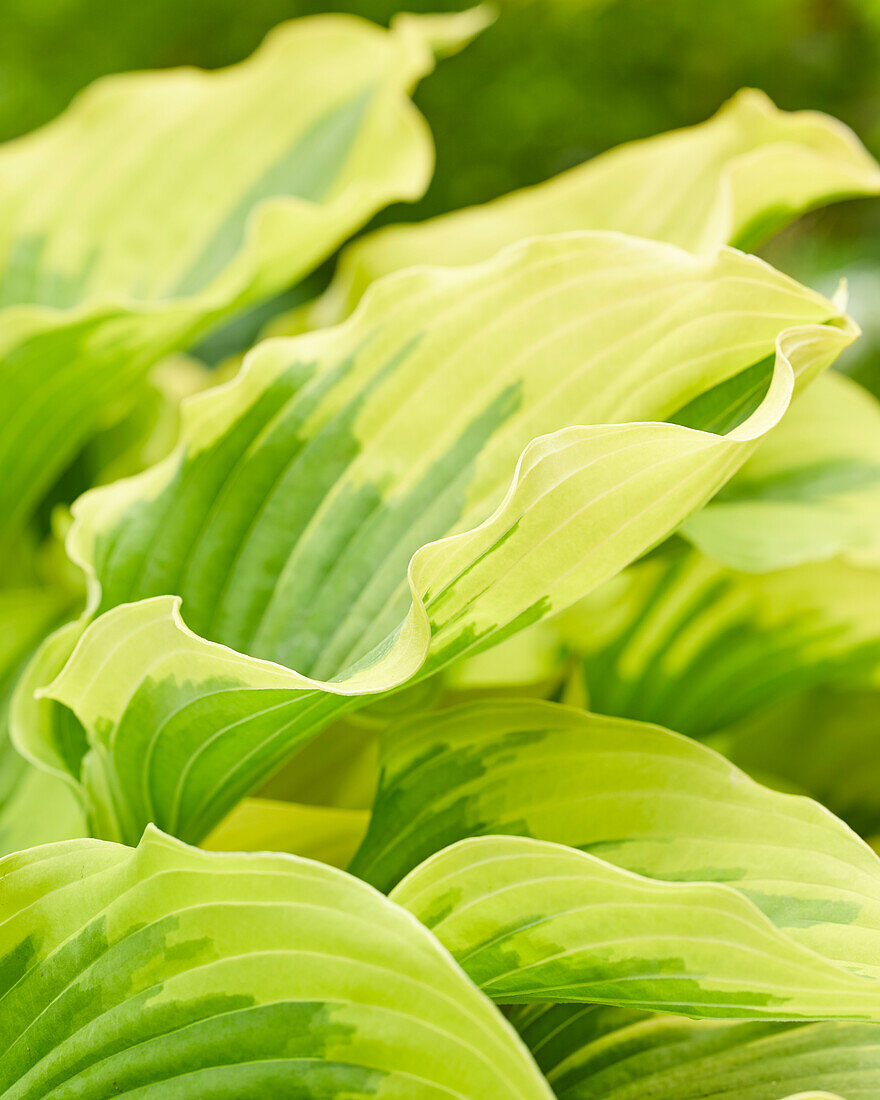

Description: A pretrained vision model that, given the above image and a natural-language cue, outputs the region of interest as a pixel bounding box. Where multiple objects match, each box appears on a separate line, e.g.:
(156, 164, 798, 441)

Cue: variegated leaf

(284, 88, 880, 332)
(0, 10, 473, 547)
(557, 550, 880, 737)
(354, 698, 880, 987)
(0, 826, 552, 1099)
(511, 1003, 878, 1099)
(16, 234, 853, 843)
(393, 834, 880, 1020)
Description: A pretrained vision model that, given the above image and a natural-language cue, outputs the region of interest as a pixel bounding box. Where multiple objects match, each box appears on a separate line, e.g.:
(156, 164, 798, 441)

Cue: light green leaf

(0, 763, 85, 860)
(557, 550, 880, 737)
(442, 624, 567, 697)
(392, 833, 880, 1020)
(0, 825, 552, 1099)
(283, 88, 880, 333)
(17, 234, 854, 843)
(511, 1002, 878, 1099)
(258, 718, 381, 811)
(353, 697, 880, 986)
(682, 371, 880, 570)
(204, 796, 369, 869)
(0, 11, 459, 547)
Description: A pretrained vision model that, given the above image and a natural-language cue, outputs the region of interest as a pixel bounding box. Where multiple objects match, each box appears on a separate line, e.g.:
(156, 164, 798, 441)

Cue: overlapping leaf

(0, 10, 474, 549)
(511, 1003, 880, 1099)
(393, 833, 880, 1020)
(15, 234, 855, 844)
(205, 797, 369, 869)
(258, 717, 382, 812)
(362, 696, 880, 1018)
(0, 826, 551, 1098)
(283, 87, 880, 332)
(354, 698, 880, 988)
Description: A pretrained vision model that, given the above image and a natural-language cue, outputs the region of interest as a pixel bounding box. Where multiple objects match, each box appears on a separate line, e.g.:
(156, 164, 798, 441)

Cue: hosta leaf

(0, 764, 85, 860)
(392, 834, 880, 1020)
(682, 371, 880, 570)
(0, 826, 552, 1099)
(0, 10, 464, 546)
(18, 234, 854, 843)
(442, 624, 567, 698)
(286, 88, 880, 332)
(34, 354, 216, 531)
(511, 1003, 880, 1099)
(256, 719, 381, 814)
(258, 718, 381, 811)
(353, 698, 880, 984)
(205, 797, 369, 869)
(558, 550, 880, 736)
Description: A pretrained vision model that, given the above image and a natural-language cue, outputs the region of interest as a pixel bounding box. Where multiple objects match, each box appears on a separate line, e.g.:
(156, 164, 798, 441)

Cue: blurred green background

(6, 0, 880, 384)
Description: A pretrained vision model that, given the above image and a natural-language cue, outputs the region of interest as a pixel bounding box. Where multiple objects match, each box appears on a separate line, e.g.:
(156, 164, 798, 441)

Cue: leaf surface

(511, 1002, 879, 1099)
(0, 11, 457, 545)
(558, 551, 880, 736)
(205, 797, 369, 869)
(393, 834, 880, 1020)
(355, 697, 880, 988)
(19, 235, 854, 842)
(0, 826, 552, 1099)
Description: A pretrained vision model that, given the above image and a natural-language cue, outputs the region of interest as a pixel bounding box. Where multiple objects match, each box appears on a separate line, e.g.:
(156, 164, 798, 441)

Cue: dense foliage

(2, 8, 880, 1097)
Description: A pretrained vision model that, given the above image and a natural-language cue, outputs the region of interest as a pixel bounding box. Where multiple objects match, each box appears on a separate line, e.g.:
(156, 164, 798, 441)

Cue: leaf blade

(511, 1003, 879, 1100)
(19, 235, 855, 842)
(392, 834, 880, 1021)
(0, 12, 455, 544)
(353, 697, 880, 984)
(0, 826, 552, 1099)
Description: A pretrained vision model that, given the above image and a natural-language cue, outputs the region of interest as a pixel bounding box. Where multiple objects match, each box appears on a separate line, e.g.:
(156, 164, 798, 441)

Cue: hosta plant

(2, 9, 880, 1098)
